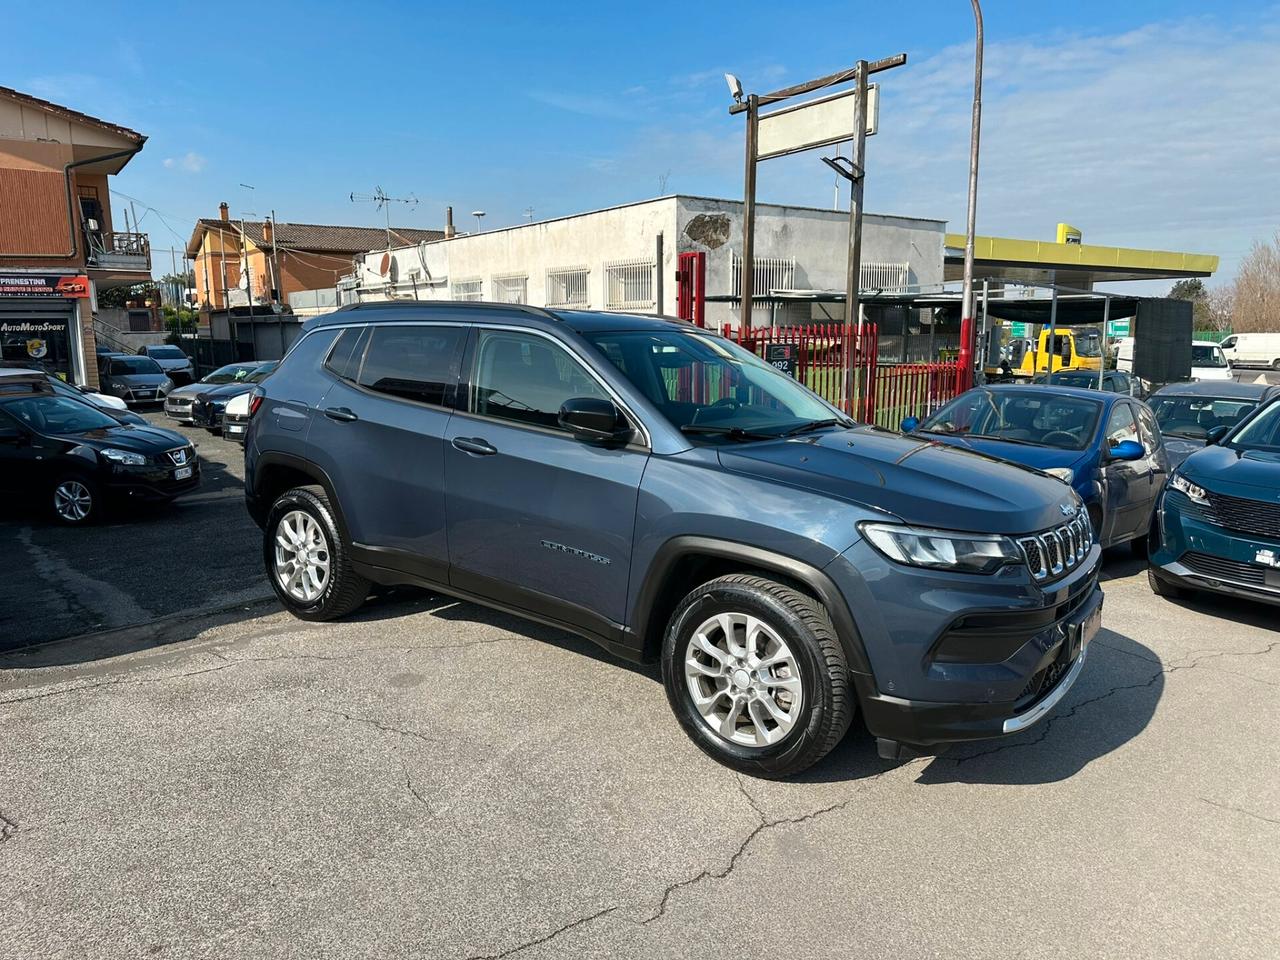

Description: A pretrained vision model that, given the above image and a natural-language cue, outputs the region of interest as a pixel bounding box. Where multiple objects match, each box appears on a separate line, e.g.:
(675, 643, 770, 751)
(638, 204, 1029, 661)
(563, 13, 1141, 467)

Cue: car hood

(59, 423, 188, 453)
(153, 357, 191, 369)
(199, 382, 254, 401)
(920, 434, 1089, 472)
(716, 426, 1082, 534)
(1180, 443, 1280, 500)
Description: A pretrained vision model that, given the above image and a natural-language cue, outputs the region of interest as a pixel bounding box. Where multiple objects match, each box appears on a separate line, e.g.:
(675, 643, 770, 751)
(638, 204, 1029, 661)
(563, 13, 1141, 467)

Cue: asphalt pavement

(2, 549, 1277, 959)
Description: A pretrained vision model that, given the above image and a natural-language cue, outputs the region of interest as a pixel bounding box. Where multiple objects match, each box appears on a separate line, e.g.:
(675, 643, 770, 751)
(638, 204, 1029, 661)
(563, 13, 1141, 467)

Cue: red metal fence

(719, 322, 961, 427)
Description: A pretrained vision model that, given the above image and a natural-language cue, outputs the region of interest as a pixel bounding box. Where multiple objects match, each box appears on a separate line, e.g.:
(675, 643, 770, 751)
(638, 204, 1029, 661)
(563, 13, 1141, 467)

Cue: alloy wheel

(53, 480, 92, 522)
(273, 510, 331, 603)
(684, 611, 804, 747)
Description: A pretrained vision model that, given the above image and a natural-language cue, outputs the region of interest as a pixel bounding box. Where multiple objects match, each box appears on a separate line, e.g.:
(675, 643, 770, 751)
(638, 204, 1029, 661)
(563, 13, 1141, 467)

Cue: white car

(0, 366, 131, 412)
(1115, 338, 1233, 382)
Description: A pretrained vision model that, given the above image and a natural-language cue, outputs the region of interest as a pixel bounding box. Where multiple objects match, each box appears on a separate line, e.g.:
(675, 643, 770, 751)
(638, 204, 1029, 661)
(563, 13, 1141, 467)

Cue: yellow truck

(991, 327, 1104, 377)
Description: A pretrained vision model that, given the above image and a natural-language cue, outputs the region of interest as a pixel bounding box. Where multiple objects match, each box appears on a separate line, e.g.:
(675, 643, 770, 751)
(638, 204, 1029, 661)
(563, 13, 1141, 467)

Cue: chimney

(218, 202, 230, 222)
(445, 205, 456, 239)
(263, 219, 273, 245)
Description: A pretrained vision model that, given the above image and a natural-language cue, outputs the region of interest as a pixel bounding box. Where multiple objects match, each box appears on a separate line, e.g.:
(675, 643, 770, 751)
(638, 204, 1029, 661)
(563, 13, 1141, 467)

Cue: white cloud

(164, 152, 206, 173)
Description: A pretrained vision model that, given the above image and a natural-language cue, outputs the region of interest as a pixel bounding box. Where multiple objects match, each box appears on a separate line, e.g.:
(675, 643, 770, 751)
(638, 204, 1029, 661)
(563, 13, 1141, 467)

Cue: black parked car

(0, 381, 199, 524)
(191, 361, 277, 433)
(1032, 369, 1141, 397)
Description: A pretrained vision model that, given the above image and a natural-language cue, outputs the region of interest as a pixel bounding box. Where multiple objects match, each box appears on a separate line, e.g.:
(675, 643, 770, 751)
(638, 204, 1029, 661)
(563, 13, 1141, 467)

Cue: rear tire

(264, 485, 369, 621)
(661, 573, 853, 779)
(1272, 358, 1280, 372)
(1148, 567, 1184, 600)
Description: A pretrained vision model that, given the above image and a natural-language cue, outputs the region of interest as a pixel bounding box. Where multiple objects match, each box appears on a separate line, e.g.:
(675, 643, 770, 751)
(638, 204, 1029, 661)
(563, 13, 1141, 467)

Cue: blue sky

(10, 0, 1279, 285)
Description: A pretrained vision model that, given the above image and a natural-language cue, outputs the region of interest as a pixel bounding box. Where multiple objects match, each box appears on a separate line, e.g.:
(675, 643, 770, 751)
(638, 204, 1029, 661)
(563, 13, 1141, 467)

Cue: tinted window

(472, 331, 608, 430)
(245, 362, 279, 384)
(111, 356, 163, 376)
(1231, 401, 1280, 451)
(1192, 344, 1228, 368)
(1151, 395, 1257, 439)
(358, 325, 464, 406)
(1105, 403, 1139, 447)
(148, 346, 186, 359)
(203, 363, 259, 384)
(325, 327, 370, 382)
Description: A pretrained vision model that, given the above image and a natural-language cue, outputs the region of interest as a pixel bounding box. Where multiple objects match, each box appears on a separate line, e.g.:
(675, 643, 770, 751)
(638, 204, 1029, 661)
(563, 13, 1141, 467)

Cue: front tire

(661, 573, 853, 779)
(50, 474, 100, 525)
(264, 485, 369, 621)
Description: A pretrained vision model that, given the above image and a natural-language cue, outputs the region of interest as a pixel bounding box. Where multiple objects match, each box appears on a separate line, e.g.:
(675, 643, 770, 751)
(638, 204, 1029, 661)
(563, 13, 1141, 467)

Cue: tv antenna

(350, 186, 419, 267)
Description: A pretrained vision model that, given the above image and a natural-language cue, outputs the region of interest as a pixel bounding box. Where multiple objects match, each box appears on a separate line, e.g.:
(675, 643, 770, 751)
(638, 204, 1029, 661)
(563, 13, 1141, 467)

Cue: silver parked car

(138, 344, 196, 384)
(97, 354, 171, 406)
(164, 362, 262, 424)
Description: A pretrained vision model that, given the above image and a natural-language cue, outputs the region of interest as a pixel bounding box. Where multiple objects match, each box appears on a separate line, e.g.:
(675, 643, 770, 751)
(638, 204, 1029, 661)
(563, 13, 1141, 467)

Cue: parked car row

(162, 360, 277, 439)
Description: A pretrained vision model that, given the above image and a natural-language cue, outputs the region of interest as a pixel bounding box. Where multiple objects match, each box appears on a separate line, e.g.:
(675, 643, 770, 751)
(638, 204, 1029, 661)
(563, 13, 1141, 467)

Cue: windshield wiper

(680, 424, 776, 442)
(778, 418, 849, 437)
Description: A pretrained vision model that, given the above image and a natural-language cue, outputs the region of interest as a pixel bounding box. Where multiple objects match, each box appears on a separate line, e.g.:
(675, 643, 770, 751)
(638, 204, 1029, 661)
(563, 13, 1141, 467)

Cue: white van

(1220, 333, 1280, 371)
(1115, 338, 1233, 382)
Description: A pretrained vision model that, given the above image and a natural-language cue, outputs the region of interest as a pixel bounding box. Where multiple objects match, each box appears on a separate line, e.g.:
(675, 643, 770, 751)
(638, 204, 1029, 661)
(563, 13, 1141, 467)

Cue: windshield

(1150, 395, 1257, 439)
(1, 394, 119, 434)
(245, 362, 278, 384)
(203, 363, 259, 384)
(584, 329, 843, 440)
(110, 356, 163, 376)
(920, 389, 1102, 450)
(1037, 372, 1098, 389)
(148, 346, 187, 359)
(1227, 400, 1280, 451)
(1192, 344, 1228, 368)
(1072, 331, 1102, 358)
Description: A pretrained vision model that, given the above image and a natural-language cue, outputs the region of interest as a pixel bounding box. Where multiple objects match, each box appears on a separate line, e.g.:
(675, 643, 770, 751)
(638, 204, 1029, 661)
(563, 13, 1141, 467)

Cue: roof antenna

(350, 186, 419, 279)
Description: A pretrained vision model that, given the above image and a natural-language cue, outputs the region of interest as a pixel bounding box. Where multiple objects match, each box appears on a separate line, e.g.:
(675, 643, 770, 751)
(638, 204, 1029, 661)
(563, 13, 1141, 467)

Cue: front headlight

(100, 447, 147, 465)
(860, 522, 1022, 575)
(1044, 467, 1074, 483)
(1169, 472, 1210, 505)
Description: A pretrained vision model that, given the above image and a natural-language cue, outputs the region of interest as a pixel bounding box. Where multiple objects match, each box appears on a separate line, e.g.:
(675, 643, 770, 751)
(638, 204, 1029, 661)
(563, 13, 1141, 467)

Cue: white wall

(354, 195, 945, 327)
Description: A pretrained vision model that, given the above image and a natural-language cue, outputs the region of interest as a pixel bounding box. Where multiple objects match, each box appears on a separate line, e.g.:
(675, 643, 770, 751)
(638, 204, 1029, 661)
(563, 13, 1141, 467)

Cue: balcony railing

(86, 230, 151, 272)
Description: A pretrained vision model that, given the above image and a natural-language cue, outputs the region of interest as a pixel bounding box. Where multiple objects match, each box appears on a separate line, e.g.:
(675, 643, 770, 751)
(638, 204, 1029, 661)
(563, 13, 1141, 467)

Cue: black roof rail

(332, 300, 561, 322)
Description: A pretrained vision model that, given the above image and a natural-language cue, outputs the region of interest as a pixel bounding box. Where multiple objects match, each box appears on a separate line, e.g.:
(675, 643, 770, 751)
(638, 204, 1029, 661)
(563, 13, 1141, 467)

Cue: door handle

(324, 406, 359, 422)
(452, 436, 498, 456)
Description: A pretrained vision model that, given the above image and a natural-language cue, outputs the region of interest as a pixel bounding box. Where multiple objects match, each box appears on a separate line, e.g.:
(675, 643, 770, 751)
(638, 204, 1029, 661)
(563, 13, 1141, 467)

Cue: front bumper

(858, 585, 1101, 749)
(1151, 497, 1280, 607)
(164, 397, 196, 422)
(104, 460, 201, 500)
(223, 413, 249, 443)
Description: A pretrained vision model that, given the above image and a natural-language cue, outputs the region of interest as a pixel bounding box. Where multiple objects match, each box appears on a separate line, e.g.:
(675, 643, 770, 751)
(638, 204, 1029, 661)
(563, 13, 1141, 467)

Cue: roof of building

(943, 232, 1218, 284)
(187, 219, 444, 257)
(0, 85, 146, 143)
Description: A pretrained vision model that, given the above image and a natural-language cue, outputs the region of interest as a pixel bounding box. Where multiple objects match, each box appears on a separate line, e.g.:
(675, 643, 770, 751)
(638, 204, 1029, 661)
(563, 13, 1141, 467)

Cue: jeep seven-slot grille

(1016, 512, 1092, 582)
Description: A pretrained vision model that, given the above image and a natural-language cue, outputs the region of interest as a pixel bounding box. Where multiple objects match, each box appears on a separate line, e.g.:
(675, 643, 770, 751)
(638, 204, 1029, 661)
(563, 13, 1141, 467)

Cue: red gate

(676, 251, 706, 327)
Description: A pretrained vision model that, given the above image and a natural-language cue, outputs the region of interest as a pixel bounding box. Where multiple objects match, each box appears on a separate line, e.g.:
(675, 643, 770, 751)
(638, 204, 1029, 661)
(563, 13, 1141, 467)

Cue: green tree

(1169, 278, 1212, 329)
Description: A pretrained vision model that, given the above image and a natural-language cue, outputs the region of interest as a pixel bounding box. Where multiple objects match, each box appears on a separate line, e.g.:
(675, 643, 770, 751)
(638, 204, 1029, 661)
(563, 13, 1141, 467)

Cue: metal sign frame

(756, 85, 880, 161)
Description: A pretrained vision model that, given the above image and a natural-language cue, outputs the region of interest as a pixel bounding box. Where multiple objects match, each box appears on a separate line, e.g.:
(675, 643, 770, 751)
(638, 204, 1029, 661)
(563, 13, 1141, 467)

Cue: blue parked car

(905, 385, 1169, 550)
(1149, 395, 1280, 606)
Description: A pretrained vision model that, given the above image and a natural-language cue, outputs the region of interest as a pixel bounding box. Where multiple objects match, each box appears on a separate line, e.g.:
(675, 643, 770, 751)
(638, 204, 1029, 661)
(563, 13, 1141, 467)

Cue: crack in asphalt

(0, 661, 241, 708)
(464, 906, 620, 960)
(0, 809, 18, 844)
(1200, 797, 1280, 827)
(312, 708, 439, 748)
(948, 639, 1280, 765)
(735, 773, 767, 824)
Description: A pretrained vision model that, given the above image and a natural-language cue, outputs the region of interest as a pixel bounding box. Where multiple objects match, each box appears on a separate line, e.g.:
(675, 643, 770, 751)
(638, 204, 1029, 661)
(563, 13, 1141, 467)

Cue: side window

(325, 326, 370, 382)
(470, 331, 608, 431)
(1105, 403, 1139, 448)
(357, 325, 466, 406)
(1136, 404, 1161, 449)
(1221, 336, 1236, 350)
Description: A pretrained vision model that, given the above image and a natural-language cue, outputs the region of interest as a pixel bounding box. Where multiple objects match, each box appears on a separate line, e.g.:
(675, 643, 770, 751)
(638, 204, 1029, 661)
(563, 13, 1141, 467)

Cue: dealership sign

(0, 274, 91, 298)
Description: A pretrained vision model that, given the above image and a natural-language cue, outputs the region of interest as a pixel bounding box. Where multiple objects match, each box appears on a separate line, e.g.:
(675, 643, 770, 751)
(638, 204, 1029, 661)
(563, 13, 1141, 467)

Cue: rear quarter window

(324, 327, 370, 382)
(357, 325, 466, 406)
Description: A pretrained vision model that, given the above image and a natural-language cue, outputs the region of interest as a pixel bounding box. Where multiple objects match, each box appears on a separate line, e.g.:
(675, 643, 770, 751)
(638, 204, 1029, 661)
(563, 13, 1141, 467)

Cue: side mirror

(558, 397, 632, 444)
(901, 416, 920, 433)
(1110, 439, 1145, 461)
(1205, 425, 1230, 446)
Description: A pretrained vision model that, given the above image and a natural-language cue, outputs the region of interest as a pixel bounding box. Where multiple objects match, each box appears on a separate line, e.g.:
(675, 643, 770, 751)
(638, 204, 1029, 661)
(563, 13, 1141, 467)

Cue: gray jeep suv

(245, 302, 1103, 777)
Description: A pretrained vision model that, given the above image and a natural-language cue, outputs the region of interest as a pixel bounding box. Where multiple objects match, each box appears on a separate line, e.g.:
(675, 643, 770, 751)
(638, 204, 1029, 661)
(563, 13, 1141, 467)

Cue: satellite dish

(379, 252, 392, 277)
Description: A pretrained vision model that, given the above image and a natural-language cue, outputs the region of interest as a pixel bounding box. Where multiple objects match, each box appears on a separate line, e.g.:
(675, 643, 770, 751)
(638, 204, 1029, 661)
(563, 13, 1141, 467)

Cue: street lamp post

(958, 0, 984, 391)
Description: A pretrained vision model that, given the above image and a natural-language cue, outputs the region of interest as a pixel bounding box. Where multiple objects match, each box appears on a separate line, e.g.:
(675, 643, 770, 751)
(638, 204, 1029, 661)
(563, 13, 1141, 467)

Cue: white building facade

(341, 195, 945, 328)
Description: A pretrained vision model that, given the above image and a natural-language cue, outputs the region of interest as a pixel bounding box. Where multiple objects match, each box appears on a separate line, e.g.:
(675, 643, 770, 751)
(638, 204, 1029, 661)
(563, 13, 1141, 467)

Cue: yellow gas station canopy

(944, 228, 1219, 286)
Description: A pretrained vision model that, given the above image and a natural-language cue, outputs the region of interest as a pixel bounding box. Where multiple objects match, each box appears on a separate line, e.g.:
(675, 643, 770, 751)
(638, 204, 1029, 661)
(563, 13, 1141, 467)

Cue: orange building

(0, 86, 151, 386)
(186, 206, 441, 313)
